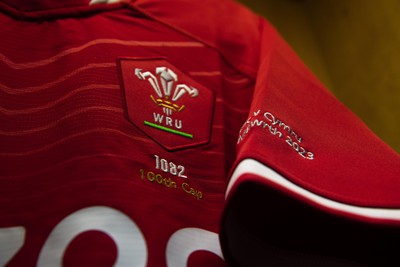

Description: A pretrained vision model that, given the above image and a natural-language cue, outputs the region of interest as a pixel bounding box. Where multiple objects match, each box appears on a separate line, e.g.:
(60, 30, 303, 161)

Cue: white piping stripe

(226, 159, 400, 221)
(89, 0, 121, 4)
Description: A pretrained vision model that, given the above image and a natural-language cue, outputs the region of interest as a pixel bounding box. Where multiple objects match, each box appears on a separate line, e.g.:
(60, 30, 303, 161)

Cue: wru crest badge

(118, 58, 214, 151)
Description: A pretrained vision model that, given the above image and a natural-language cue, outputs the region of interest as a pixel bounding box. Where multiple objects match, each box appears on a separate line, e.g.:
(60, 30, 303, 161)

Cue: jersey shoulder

(132, 0, 265, 78)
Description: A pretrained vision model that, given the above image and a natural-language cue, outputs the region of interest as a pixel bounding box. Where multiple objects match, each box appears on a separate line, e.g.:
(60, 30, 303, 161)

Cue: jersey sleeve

(53, 0, 400, 264)
(220, 17, 400, 267)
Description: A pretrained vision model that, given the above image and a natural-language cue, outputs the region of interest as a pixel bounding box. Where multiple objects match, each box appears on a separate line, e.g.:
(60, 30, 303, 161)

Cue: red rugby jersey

(0, 0, 399, 267)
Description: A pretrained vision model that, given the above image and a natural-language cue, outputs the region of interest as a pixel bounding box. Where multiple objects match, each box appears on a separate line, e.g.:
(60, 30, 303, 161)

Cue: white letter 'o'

(37, 206, 147, 267)
(166, 227, 224, 267)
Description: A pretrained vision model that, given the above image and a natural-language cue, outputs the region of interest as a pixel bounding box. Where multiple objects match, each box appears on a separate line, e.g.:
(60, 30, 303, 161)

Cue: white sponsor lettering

(166, 228, 223, 267)
(1, 206, 223, 266)
(0, 226, 25, 266)
(37, 206, 147, 267)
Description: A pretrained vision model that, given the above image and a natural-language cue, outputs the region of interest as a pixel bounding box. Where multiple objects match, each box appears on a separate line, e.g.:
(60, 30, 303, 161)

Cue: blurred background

(239, 0, 400, 154)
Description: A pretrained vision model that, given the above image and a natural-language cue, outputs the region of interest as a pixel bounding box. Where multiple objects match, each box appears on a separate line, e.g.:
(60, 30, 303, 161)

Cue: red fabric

(0, 1, 252, 265)
(0, 0, 90, 12)
(235, 30, 400, 207)
(132, 0, 263, 78)
(1, 0, 399, 266)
